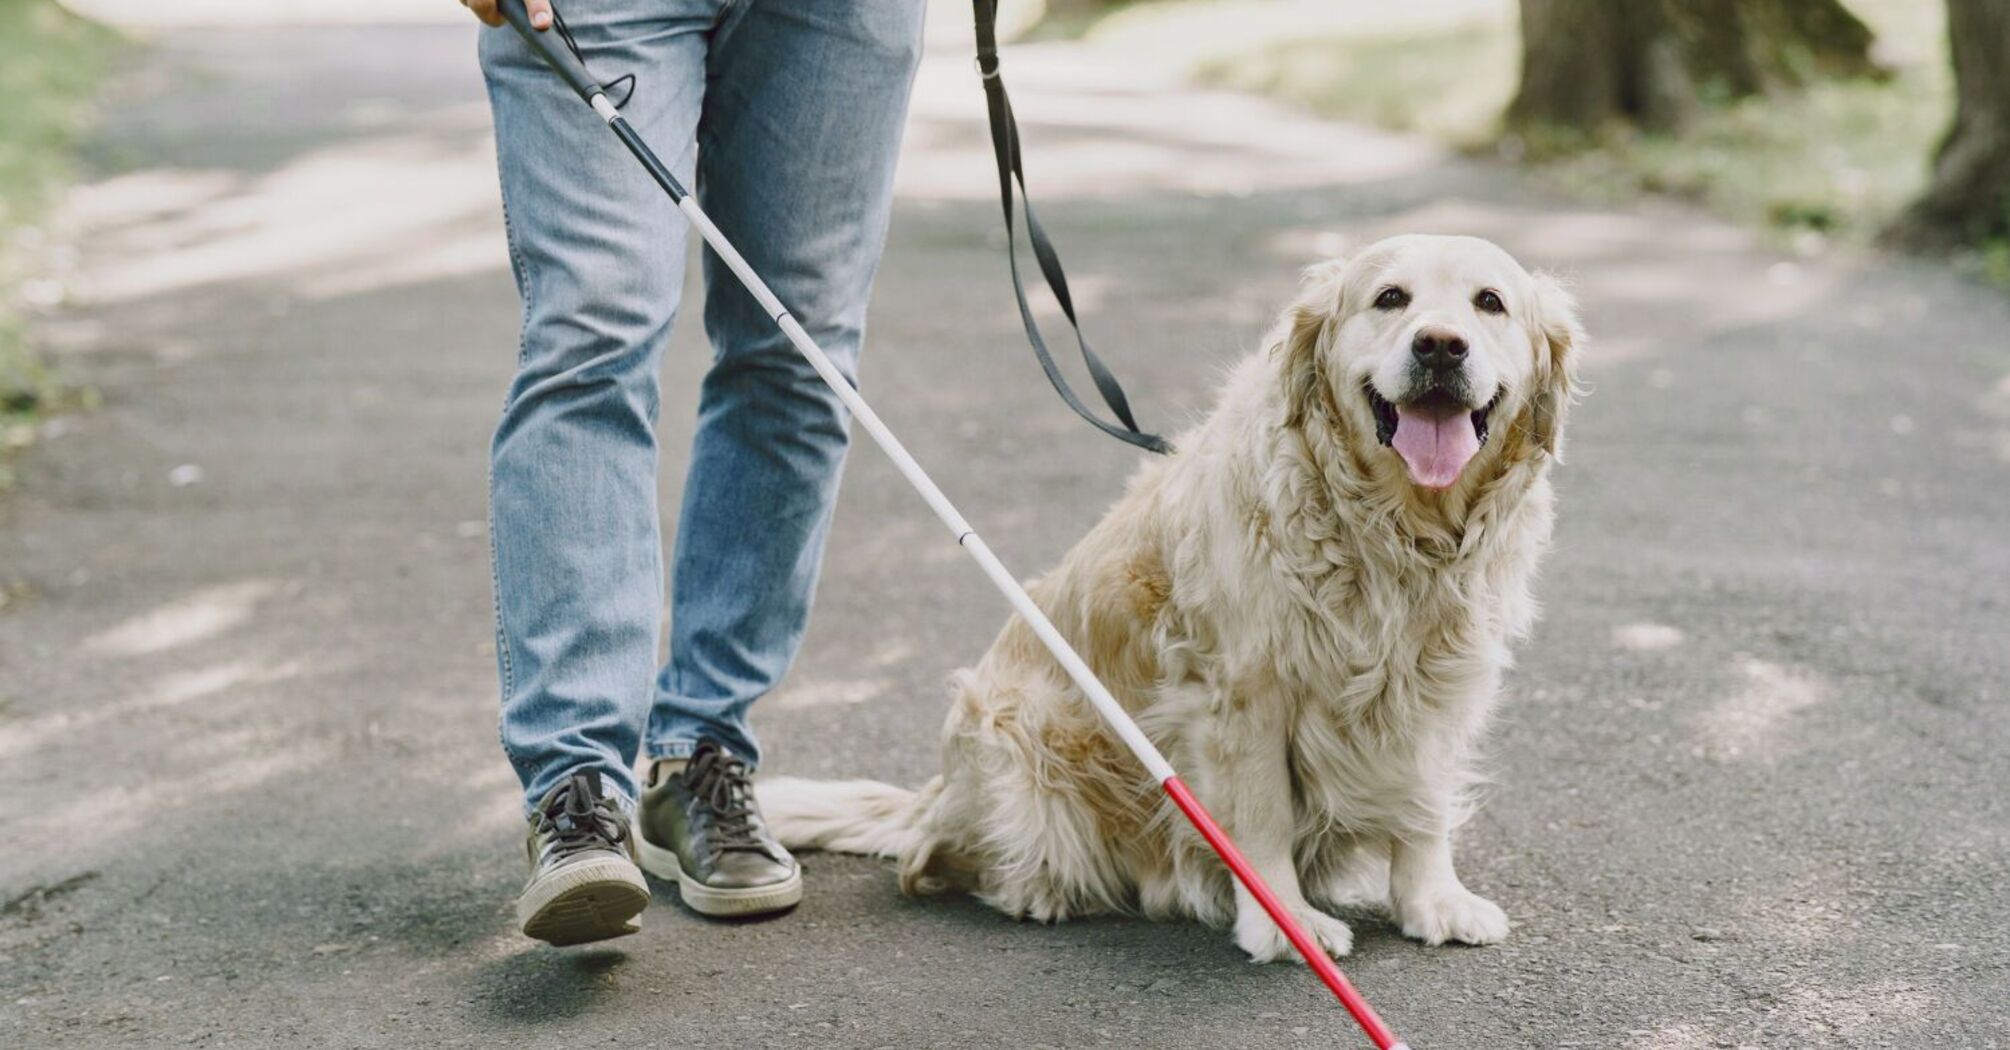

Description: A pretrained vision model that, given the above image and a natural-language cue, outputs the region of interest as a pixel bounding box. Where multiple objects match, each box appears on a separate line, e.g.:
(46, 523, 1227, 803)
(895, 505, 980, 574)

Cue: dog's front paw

(1395, 887, 1509, 946)
(1234, 904, 1353, 963)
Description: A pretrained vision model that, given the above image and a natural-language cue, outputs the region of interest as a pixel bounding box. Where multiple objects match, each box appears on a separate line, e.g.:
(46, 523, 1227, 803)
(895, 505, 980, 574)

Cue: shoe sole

(635, 833, 803, 918)
(516, 856, 651, 947)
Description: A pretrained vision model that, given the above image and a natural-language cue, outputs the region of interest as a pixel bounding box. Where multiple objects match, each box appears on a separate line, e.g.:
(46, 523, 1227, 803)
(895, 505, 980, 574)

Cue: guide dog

(763, 234, 1583, 961)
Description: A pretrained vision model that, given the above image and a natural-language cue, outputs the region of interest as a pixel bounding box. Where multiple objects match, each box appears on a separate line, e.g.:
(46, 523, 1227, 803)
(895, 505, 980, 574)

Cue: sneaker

(636, 741, 802, 917)
(515, 769, 651, 946)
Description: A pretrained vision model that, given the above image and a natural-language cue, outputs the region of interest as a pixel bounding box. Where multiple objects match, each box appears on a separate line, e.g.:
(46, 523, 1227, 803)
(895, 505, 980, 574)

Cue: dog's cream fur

(763, 235, 1584, 961)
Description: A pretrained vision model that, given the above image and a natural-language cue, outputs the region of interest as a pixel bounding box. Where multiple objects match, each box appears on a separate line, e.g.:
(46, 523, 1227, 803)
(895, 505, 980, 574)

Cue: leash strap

(972, 0, 1172, 455)
(549, 7, 637, 108)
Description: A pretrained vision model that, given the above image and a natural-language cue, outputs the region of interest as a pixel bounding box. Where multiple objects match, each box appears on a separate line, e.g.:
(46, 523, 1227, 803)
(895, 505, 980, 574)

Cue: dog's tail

(758, 776, 920, 859)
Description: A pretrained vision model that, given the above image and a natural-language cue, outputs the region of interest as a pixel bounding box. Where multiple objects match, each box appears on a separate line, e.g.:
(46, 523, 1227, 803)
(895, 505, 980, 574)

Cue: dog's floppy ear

(1525, 271, 1585, 458)
(1278, 258, 1349, 429)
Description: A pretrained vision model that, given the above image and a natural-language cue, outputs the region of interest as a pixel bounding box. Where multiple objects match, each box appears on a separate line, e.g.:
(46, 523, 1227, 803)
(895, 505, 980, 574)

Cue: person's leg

(645, 0, 927, 765)
(481, 0, 718, 816)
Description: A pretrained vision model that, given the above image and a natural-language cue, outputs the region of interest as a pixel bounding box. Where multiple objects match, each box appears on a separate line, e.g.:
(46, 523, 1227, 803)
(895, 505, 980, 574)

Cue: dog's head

(1281, 234, 1583, 492)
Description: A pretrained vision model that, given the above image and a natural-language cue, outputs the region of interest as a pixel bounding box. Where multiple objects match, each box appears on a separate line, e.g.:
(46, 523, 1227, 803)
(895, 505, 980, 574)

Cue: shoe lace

(536, 772, 629, 861)
(684, 746, 764, 853)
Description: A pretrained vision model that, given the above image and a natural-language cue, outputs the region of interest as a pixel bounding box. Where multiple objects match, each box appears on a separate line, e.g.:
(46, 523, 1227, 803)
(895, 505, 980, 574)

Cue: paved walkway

(3, 9, 2007, 1049)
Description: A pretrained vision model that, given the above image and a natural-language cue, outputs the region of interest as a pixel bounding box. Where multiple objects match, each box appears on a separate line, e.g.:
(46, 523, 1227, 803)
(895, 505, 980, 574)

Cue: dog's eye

(1474, 289, 1507, 315)
(1373, 287, 1410, 311)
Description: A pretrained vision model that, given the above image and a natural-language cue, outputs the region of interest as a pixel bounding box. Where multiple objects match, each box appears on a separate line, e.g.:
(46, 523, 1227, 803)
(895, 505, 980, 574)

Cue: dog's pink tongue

(1391, 403, 1480, 489)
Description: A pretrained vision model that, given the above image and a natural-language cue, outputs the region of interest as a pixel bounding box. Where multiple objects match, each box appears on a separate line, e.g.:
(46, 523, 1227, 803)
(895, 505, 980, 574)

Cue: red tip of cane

(1160, 776, 1405, 1050)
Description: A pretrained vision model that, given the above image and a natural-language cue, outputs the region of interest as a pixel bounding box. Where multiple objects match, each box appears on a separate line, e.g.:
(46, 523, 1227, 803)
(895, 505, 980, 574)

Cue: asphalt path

(2, 15, 2007, 1050)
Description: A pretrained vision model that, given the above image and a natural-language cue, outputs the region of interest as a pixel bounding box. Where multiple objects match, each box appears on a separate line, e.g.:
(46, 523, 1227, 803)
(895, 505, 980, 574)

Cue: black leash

(971, 0, 1172, 455)
(549, 7, 636, 108)
(539, 2, 1166, 453)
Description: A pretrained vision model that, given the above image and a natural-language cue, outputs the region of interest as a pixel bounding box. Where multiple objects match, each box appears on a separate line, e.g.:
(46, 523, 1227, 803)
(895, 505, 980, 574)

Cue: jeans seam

(489, 100, 531, 775)
(487, 465, 522, 774)
(497, 178, 535, 371)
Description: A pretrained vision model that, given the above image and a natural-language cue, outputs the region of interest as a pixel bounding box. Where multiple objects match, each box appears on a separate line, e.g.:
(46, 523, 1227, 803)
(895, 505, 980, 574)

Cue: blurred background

(2, 1, 2006, 1048)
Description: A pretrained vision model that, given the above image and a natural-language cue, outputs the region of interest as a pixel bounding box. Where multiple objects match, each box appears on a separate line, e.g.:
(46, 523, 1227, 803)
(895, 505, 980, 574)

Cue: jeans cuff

(643, 739, 698, 762)
(521, 792, 635, 822)
(521, 771, 637, 821)
(643, 738, 758, 772)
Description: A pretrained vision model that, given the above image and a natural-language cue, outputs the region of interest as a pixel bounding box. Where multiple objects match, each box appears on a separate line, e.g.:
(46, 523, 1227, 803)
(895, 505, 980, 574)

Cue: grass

(1536, 57, 1948, 243)
(1199, 21, 1516, 144)
(1076, 0, 1515, 138)
(1985, 241, 2010, 288)
(0, 0, 122, 488)
(1074, 0, 1962, 256)
(1533, 0, 1950, 250)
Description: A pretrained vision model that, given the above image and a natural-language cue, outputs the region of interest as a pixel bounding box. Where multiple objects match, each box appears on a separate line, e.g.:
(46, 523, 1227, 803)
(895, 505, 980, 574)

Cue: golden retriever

(761, 234, 1584, 961)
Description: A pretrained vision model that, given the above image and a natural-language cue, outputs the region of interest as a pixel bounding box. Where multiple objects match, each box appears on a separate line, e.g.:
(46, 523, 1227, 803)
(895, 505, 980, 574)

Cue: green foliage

(0, 0, 121, 478)
(1982, 203, 2010, 288)
(0, 0, 118, 228)
(1197, 21, 1517, 145)
(1983, 244, 2010, 288)
(1079, 0, 1957, 257)
(1536, 56, 1949, 246)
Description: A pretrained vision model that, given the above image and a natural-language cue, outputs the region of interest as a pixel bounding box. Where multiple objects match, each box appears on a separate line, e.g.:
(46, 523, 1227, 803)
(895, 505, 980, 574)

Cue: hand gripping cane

(491, 4, 1410, 1046)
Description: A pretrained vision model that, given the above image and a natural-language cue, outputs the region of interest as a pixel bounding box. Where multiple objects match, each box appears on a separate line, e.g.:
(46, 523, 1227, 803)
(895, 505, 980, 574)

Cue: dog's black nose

(1411, 328, 1468, 372)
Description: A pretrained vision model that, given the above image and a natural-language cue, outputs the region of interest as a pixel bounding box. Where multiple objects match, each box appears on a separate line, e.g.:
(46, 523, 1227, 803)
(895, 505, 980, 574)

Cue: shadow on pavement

(470, 947, 633, 1025)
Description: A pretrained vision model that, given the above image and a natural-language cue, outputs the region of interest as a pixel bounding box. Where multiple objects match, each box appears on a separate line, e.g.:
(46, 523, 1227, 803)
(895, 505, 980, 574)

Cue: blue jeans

(480, 0, 925, 813)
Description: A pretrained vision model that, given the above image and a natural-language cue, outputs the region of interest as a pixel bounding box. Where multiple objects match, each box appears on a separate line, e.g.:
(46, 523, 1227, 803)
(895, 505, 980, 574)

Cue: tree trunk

(1508, 0, 1882, 138)
(1884, 0, 2010, 253)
